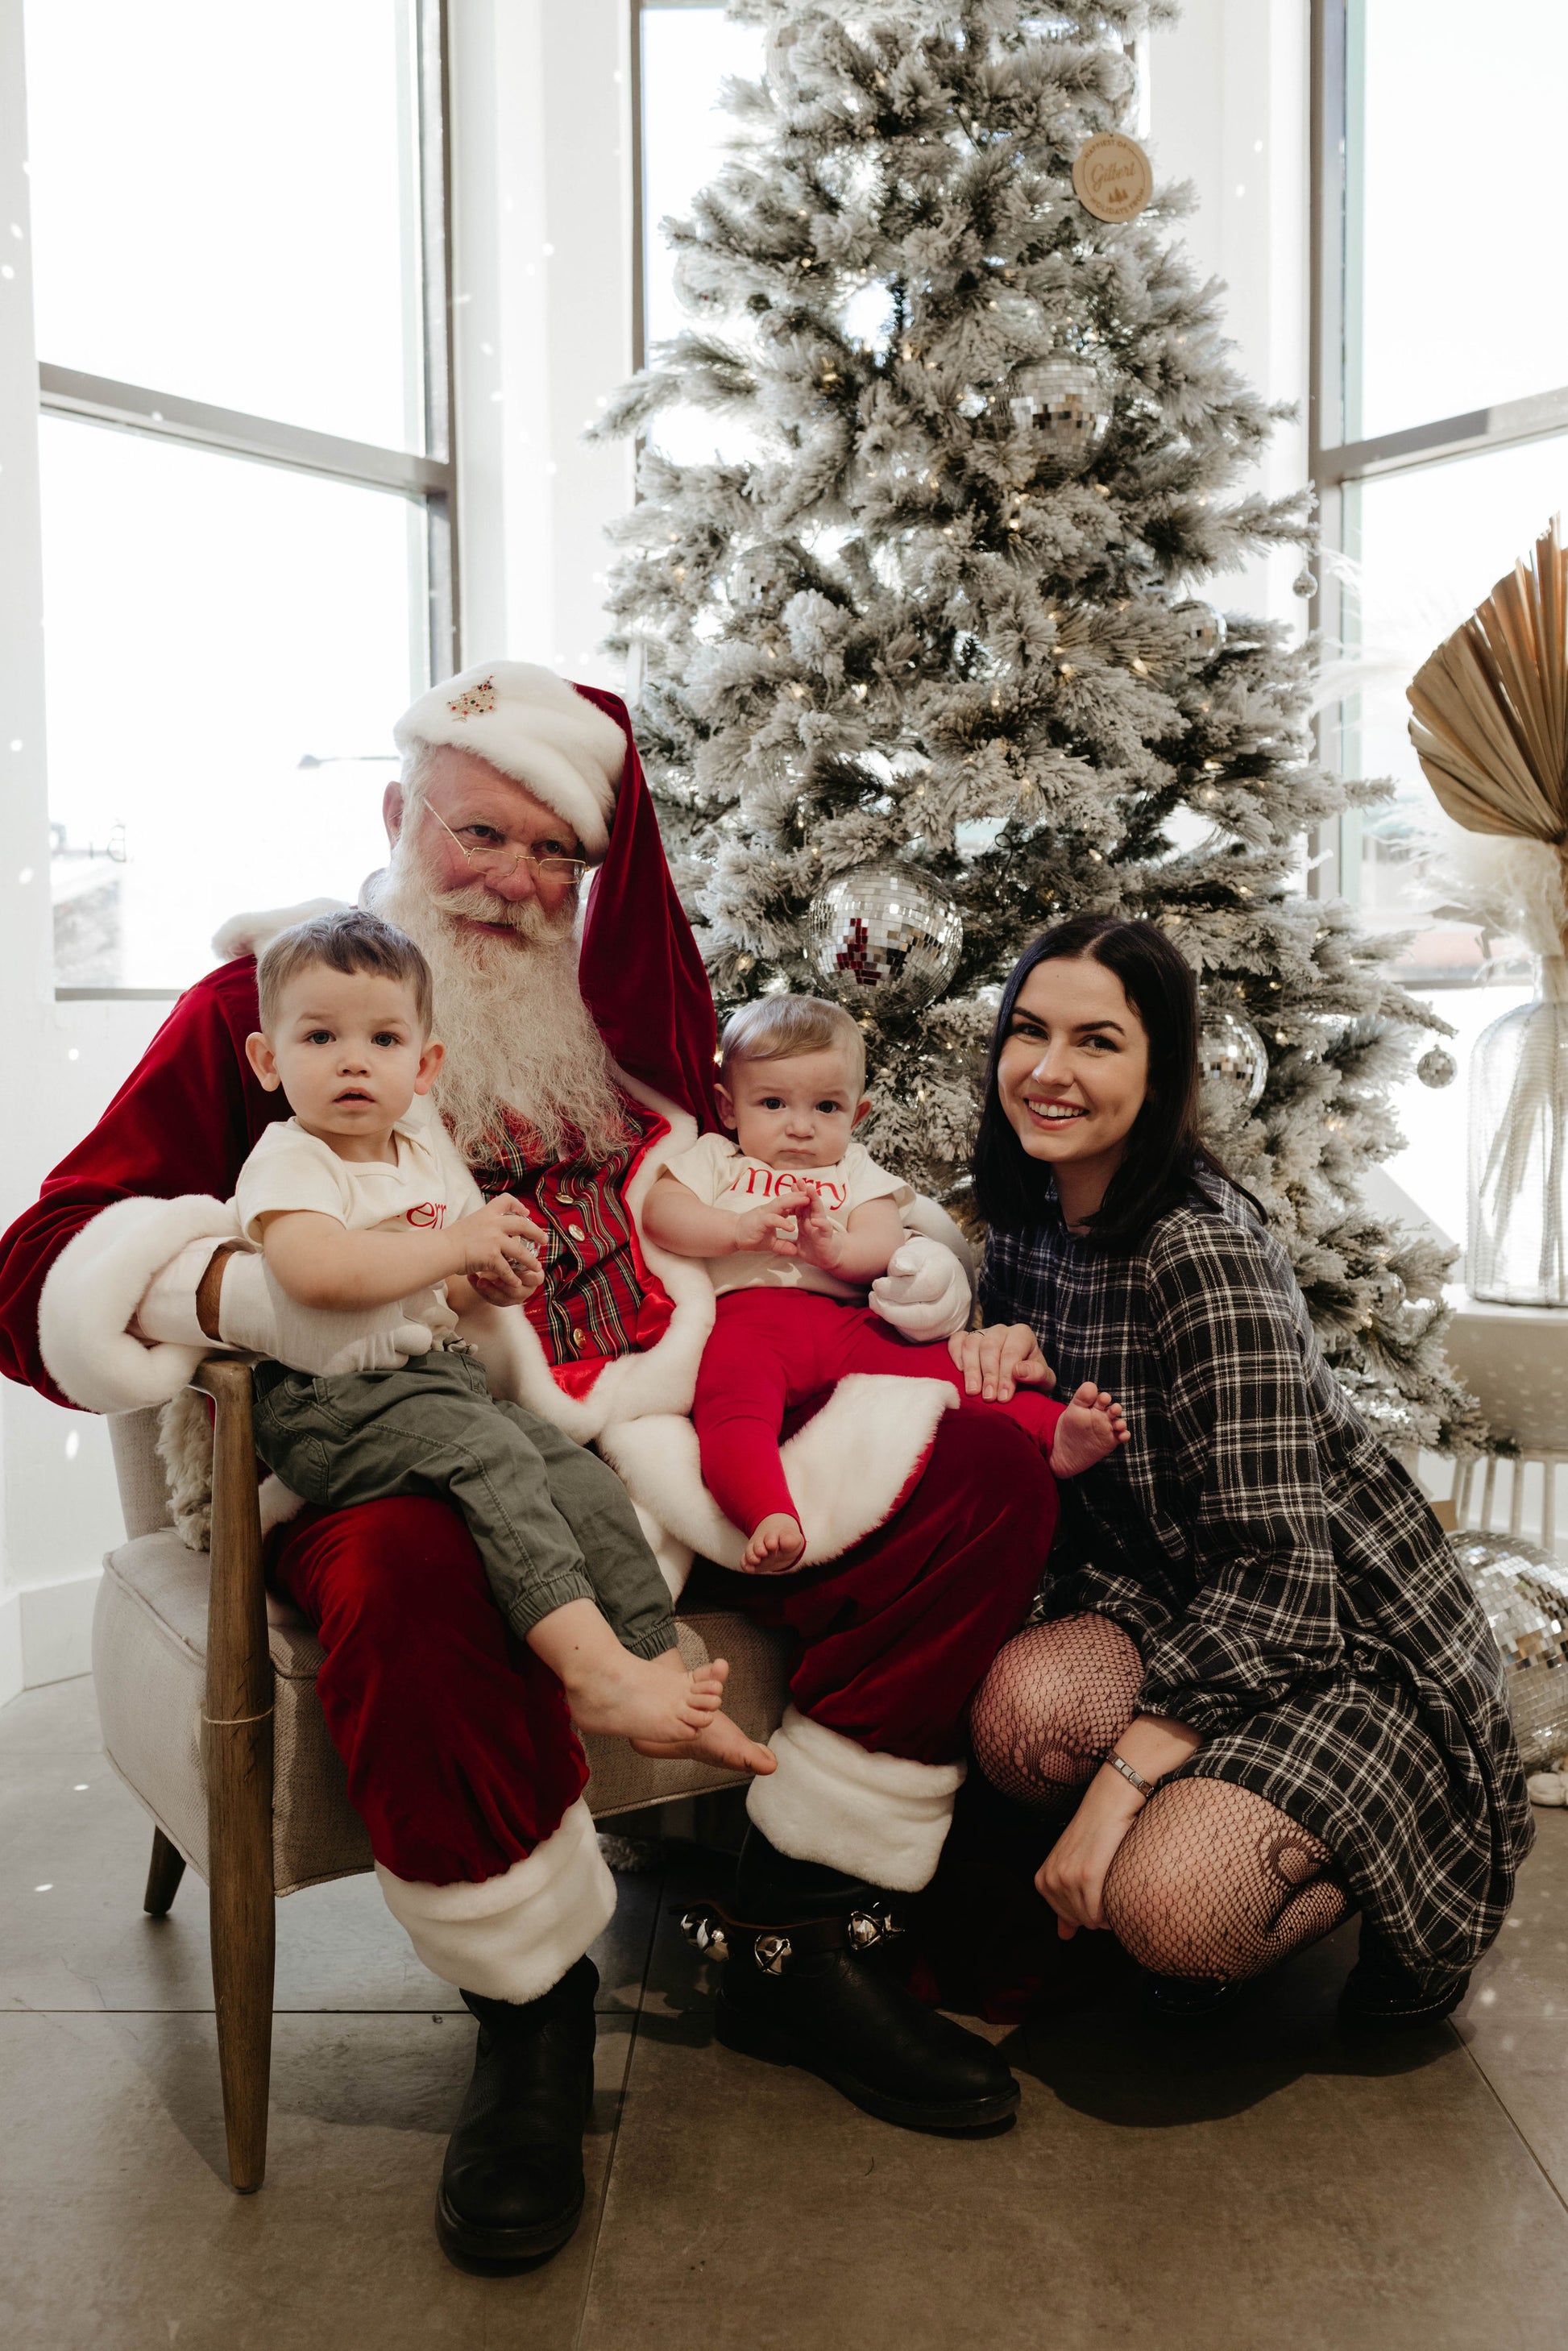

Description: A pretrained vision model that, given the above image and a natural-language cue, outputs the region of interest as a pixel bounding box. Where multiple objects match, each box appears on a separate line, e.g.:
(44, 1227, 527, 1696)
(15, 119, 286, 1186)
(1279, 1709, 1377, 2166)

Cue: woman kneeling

(956, 917, 1533, 2026)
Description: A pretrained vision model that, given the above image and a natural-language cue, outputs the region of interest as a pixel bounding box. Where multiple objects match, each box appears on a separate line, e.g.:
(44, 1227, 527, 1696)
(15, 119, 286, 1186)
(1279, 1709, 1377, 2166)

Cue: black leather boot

(1338, 1923, 1470, 2031)
(691, 1829, 1019, 2133)
(435, 1956, 598, 2269)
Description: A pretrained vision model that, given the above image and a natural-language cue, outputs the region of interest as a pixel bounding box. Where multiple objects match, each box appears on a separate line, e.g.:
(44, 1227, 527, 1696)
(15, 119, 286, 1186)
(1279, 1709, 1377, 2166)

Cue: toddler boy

(642, 996, 1126, 1572)
(234, 908, 771, 1775)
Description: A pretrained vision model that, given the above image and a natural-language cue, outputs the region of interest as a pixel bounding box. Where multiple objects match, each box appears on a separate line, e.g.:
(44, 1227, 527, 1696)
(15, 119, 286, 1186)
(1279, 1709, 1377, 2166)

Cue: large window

(1311, 0, 1568, 1237)
(1312, 0, 1568, 959)
(24, 0, 455, 993)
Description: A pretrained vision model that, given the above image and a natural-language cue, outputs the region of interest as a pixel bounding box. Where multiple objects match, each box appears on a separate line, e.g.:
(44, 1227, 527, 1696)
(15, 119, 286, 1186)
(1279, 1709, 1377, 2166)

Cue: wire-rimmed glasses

(427, 804, 588, 886)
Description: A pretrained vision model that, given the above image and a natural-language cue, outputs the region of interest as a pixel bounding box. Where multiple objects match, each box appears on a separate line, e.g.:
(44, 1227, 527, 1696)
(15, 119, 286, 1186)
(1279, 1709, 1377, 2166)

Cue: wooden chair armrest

(191, 1359, 271, 1735)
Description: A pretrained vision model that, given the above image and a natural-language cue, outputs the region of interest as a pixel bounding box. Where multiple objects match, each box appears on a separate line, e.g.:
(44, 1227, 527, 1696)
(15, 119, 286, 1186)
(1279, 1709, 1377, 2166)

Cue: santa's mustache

(424, 881, 577, 944)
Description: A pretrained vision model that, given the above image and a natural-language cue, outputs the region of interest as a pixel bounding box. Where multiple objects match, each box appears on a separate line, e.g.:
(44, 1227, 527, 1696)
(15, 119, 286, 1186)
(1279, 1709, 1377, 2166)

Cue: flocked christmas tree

(592, 0, 1479, 1447)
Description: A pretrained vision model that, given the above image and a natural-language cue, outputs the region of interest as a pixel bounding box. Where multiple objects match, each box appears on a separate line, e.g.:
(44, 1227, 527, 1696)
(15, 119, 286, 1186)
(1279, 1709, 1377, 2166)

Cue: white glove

(869, 1234, 973, 1342)
(135, 1238, 433, 1374)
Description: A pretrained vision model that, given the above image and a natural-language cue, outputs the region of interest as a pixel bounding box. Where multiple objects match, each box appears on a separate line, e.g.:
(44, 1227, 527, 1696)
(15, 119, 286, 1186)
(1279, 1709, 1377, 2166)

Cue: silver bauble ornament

(1198, 1009, 1269, 1120)
(727, 546, 797, 609)
(1417, 1045, 1458, 1089)
(1292, 567, 1318, 599)
(1450, 1530, 1568, 1768)
(809, 865, 964, 1014)
(960, 357, 1112, 484)
(1171, 599, 1227, 654)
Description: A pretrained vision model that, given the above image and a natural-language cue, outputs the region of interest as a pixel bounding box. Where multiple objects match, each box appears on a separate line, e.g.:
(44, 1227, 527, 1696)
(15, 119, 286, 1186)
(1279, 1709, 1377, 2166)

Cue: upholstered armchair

(93, 1359, 793, 2192)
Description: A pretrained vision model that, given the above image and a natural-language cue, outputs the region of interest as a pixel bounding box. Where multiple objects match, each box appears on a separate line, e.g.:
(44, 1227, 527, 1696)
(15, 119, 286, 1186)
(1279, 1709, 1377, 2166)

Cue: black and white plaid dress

(981, 1176, 1533, 1979)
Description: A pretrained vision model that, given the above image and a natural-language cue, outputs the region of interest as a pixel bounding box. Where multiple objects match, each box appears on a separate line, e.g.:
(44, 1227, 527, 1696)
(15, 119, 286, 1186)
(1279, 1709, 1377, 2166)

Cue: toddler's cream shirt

(234, 1093, 483, 1336)
(661, 1130, 912, 1302)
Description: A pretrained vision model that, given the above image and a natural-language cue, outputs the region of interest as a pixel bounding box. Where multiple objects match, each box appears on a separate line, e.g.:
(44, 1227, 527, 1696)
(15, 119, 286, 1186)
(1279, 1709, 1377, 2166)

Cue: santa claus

(0, 664, 1056, 2270)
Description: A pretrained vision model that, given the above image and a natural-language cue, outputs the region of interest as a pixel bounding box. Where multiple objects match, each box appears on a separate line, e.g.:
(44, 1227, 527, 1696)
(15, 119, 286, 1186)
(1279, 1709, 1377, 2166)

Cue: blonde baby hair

(720, 995, 866, 1096)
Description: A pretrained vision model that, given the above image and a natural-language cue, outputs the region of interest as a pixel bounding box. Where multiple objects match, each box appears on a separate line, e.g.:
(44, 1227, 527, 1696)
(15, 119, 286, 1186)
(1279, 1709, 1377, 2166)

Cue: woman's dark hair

(972, 914, 1247, 1241)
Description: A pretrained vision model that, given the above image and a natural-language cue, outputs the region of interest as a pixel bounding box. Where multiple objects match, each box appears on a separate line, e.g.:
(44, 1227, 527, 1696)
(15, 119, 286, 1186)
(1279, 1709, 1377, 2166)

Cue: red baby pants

(692, 1287, 1064, 1537)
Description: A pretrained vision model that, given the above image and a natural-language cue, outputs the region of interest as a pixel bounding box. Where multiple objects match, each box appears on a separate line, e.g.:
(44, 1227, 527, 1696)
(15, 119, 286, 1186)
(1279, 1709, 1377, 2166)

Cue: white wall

(0, 0, 1311, 1702)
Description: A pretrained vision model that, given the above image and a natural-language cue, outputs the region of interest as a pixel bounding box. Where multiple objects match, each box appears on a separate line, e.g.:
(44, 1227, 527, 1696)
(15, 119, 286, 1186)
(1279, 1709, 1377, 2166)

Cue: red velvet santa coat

(0, 689, 964, 1582)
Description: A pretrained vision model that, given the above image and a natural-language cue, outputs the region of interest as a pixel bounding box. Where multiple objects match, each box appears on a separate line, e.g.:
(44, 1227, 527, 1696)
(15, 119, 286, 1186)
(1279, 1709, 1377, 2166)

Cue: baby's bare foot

(743, 1512, 805, 1573)
(1048, 1382, 1130, 1480)
(633, 1707, 777, 1776)
(564, 1649, 729, 1745)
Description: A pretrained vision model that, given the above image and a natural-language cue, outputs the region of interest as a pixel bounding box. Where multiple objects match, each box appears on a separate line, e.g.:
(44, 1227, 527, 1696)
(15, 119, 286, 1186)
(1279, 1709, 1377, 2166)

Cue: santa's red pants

(692, 1287, 1064, 1537)
(269, 1408, 1055, 1883)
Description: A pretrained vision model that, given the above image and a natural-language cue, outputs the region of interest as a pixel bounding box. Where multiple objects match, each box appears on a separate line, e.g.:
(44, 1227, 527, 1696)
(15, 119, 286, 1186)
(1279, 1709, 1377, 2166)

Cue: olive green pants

(252, 1349, 677, 1659)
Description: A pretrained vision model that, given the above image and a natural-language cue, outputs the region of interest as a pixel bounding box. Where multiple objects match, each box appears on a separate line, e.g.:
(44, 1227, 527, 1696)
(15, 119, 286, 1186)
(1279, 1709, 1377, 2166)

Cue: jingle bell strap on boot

(697, 1827, 1020, 2134)
(436, 1955, 599, 2270)
(678, 1897, 906, 1973)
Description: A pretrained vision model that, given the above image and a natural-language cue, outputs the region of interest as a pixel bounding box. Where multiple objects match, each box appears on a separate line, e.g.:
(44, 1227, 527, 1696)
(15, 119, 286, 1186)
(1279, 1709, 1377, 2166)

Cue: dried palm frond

(1408, 520, 1568, 1298)
(1408, 516, 1568, 892)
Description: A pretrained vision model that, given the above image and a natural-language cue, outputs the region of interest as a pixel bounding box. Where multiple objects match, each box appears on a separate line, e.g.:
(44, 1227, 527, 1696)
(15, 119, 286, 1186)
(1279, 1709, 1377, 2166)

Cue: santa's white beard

(372, 850, 629, 1167)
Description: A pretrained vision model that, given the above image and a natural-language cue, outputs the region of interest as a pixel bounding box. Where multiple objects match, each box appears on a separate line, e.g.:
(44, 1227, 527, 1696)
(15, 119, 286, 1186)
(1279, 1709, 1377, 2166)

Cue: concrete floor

(2, 1675, 1566, 2351)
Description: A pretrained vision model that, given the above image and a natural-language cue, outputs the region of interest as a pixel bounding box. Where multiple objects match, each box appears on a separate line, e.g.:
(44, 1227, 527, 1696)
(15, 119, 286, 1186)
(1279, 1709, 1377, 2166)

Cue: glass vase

(1467, 956, 1568, 1306)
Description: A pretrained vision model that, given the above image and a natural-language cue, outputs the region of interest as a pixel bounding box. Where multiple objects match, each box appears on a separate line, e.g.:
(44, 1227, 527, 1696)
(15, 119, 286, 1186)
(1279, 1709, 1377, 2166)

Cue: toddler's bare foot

(743, 1512, 805, 1573)
(1048, 1382, 1130, 1479)
(564, 1648, 727, 1745)
(633, 1706, 777, 1776)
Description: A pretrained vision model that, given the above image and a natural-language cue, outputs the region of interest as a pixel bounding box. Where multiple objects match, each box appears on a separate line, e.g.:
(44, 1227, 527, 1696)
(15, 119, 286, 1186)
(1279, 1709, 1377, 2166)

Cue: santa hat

(393, 661, 628, 858)
(399, 663, 720, 1132)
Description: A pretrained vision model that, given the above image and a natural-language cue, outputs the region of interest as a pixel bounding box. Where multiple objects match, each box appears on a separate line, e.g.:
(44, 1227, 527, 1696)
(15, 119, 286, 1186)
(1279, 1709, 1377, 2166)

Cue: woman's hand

(948, 1321, 1056, 1404)
(1035, 1766, 1145, 1938)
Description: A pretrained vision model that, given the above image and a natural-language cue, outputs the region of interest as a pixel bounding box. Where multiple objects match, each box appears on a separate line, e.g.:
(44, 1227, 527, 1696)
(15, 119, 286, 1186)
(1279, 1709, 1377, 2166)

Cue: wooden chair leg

(143, 1826, 187, 1917)
(209, 1799, 276, 2196)
(196, 1358, 276, 2195)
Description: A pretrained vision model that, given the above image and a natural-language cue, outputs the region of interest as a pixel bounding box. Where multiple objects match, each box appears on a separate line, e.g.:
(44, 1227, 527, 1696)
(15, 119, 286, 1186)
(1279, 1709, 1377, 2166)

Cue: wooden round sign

(1072, 132, 1154, 224)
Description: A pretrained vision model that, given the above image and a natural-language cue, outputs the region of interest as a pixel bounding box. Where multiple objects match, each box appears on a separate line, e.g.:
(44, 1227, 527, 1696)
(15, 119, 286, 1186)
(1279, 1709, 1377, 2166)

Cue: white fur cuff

(39, 1194, 241, 1415)
(745, 1707, 964, 1893)
(374, 1797, 616, 2002)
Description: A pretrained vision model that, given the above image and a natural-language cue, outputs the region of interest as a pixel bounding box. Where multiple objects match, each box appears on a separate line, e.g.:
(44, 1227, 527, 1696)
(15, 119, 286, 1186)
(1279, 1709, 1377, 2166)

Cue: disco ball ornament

(1450, 1529, 1568, 1768)
(1171, 599, 1227, 654)
(1417, 1044, 1458, 1089)
(960, 357, 1112, 484)
(727, 546, 798, 610)
(1292, 567, 1318, 599)
(1198, 1009, 1269, 1121)
(809, 865, 964, 1014)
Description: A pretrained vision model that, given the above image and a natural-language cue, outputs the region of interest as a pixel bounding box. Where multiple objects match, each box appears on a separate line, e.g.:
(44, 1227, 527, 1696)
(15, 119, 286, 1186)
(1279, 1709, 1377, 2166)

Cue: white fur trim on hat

(375, 1797, 616, 2001)
(393, 662, 626, 858)
(745, 1708, 964, 1893)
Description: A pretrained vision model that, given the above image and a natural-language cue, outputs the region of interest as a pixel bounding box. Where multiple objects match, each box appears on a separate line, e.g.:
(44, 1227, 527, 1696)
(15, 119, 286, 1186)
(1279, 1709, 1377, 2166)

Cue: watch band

(1108, 1752, 1153, 1800)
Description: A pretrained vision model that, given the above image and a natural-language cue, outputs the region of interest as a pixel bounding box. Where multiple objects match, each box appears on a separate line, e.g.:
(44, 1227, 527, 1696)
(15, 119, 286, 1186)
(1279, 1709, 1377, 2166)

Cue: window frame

(34, 0, 459, 1004)
(1306, 0, 1568, 947)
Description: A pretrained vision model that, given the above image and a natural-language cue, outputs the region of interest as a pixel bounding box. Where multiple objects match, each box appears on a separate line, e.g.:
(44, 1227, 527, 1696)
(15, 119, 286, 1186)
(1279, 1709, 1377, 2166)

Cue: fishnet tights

(970, 1615, 1350, 1981)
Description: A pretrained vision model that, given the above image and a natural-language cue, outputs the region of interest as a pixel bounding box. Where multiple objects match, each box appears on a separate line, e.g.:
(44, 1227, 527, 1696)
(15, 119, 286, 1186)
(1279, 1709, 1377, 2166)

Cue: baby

(233, 907, 772, 1777)
(643, 995, 1127, 1572)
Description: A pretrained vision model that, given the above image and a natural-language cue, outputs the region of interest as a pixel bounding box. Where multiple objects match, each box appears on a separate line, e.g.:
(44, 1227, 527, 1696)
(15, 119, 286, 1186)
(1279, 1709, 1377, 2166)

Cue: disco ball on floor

(1451, 1528, 1568, 1768)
